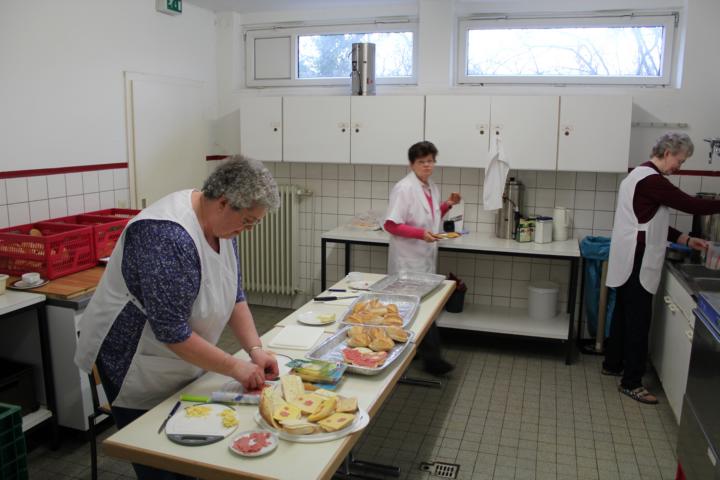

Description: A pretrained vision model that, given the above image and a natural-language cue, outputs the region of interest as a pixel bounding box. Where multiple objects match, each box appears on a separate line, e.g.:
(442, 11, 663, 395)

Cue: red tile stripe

(628, 167, 720, 176)
(206, 155, 229, 161)
(0, 163, 128, 180)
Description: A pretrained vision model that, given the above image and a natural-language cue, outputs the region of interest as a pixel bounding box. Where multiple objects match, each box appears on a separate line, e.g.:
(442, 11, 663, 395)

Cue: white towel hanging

(483, 136, 510, 211)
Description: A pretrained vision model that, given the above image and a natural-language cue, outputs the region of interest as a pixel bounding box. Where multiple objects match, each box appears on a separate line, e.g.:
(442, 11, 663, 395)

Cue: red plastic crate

(86, 208, 141, 219)
(48, 214, 131, 260)
(0, 222, 96, 280)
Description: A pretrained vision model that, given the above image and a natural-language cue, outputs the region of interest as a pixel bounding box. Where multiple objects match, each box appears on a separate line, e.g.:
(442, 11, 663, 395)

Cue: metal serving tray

(306, 326, 415, 375)
(369, 271, 445, 298)
(339, 292, 420, 328)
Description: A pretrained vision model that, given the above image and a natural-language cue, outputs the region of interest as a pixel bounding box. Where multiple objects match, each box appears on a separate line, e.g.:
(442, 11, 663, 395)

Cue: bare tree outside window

(466, 26, 665, 78)
(298, 32, 414, 79)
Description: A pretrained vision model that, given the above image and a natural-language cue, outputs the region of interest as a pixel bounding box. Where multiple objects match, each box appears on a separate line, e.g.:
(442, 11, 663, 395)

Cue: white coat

(483, 136, 510, 211)
(385, 172, 442, 274)
(74, 190, 238, 410)
(606, 166, 670, 294)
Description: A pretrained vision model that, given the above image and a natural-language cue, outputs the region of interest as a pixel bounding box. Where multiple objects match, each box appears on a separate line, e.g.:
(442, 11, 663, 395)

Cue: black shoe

(423, 359, 454, 376)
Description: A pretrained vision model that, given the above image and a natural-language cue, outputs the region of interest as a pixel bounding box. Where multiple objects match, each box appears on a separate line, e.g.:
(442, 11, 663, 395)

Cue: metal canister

(495, 178, 524, 239)
(692, 192, 720, 240)
(350, 43, 376, 96)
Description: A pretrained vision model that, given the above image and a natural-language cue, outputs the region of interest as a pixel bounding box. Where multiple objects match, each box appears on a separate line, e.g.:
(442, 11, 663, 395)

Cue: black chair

(87, 366, 113, 480)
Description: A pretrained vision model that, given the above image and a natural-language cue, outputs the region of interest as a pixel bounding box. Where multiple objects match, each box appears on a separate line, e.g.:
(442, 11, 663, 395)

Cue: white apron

(606, 166, 670, 294)
(385, 172, 442, 274)
(74, 190, 238, 410)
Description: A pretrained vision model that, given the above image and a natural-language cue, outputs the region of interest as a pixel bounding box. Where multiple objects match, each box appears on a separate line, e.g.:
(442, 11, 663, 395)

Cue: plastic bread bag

(286, 359, 347, 384)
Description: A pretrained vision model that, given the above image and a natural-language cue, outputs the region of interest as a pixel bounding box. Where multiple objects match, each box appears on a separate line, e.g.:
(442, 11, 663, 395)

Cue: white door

(425, 95, 490, 168)
(127, 75, 209, 208)
(489, 96, 559, 170)
(283, 96, 350, 163)
(239, 97, 282, 162)
(558, 96, 632, 172)
(350, 96, 424, 165)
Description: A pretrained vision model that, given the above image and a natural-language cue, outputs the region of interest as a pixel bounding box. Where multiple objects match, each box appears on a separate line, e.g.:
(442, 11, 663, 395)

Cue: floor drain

(419, 461, 460, 479)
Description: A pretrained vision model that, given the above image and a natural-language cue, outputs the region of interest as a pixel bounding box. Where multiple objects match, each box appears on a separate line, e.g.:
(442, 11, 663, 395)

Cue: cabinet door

(425, 95, 490, 168)
(489, 96, 559, 170)
(350, 96, 424, 165)
(558, 95, 632, 172)
(283, 96, 350, 163)
(239, 97, 282, 162)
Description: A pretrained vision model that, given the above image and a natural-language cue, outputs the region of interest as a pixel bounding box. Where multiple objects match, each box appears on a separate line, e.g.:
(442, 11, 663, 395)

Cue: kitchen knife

(313, 295, 359, 302)
(157, 400, 181, 434)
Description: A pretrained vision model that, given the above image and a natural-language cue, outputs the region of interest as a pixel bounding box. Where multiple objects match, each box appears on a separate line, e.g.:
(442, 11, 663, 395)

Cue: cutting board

(6, 266, 104, 300)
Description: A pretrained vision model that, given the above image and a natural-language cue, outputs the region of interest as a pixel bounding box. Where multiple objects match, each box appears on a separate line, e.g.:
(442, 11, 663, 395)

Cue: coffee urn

(495, 178, 524, 239)
(351, 43, 376, 96)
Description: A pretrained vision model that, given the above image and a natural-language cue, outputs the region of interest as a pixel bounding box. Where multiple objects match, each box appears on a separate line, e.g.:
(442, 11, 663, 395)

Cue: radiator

(237, 185, 300, 295)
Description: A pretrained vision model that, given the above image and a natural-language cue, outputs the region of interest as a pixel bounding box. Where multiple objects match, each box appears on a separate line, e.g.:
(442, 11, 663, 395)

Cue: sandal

(618, 386, 658, 404)
(601, 368, 622, 377)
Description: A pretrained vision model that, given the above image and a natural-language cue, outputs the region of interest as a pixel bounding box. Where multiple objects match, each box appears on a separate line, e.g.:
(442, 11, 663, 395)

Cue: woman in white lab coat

(384, 141, 461, 375)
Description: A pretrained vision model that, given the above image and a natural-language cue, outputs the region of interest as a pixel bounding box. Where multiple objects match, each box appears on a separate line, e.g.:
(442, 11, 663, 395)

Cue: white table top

(322, 227, 580, 258)
(103, 273, 454, 480)
(0, 290, 45, 316)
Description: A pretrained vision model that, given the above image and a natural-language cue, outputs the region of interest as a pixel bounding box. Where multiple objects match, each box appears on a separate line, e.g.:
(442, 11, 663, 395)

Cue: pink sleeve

(440, 201, 451, 217)
(384, 220, 425, 240)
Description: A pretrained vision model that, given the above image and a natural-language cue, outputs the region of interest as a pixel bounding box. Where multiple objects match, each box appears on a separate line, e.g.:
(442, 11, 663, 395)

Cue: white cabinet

(350, 96, 425, 165)
(239, 97, 282, 162)
(489, 96, 559, 170)
(650, 268, 695, 423)
(557, 95, 632, 172)
(283, 96, 350, 164)
(425, 95, 490, 168)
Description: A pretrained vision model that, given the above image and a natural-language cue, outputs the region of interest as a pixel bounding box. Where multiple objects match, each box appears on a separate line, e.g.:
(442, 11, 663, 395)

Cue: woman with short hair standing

(384, 141, 461, 375)
(76, 157, 279, 479)
(605, 133, 720, 403)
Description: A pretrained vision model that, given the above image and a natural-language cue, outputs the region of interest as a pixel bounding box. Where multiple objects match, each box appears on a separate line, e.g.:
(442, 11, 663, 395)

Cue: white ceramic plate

(253, 408, 369, 443)
(297, 311, 337, 326)
(228, 430, 278, 457)
(10, 279, 49, 290)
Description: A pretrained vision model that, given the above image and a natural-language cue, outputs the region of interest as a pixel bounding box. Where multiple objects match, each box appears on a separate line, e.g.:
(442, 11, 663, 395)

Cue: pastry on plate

(318, 413, 355, 432)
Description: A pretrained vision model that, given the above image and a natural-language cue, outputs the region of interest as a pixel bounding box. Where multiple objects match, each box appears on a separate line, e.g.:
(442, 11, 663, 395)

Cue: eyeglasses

(241, 219, 262, 228)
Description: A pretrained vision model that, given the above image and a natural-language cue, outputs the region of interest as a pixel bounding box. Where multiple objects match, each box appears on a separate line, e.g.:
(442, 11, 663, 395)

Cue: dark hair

(408, 141, 438, 164)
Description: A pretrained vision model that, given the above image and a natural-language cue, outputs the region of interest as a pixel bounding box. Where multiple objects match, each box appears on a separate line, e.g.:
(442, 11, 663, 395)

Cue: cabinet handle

(342, 128, 346, 132)
(564, 130, 570, 136)
(355, 128, 360, 133)
(479, 129, 485, 135)
(668, 303, 678, 313)
(663, 296, 672, 304)
(273, 127, 278, 132)
(686, 330, 693, 342)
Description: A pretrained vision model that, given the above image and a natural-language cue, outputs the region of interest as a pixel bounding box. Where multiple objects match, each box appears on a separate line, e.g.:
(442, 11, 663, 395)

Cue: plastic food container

(534, 217, 553, 244)
(528, 281, 559, 321)
(705, 242, 720, 270)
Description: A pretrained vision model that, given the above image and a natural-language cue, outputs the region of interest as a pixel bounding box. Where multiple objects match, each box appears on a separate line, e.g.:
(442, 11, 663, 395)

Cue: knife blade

(157, 400, 182, 434)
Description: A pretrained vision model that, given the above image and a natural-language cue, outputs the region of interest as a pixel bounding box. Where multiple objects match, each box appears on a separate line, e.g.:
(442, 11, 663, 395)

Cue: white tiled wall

(241, 161, 714, 313)
(0, 169, 130, 228)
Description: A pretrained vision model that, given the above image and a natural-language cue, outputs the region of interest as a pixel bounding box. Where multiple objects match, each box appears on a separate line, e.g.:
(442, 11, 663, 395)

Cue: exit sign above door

(156, 0, 182, 15)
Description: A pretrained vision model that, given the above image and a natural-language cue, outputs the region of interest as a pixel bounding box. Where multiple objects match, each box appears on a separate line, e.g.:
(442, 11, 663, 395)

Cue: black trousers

(418, 321, 444, 363)
(603, 249, 654, 390)
(97, 361, 195, 480)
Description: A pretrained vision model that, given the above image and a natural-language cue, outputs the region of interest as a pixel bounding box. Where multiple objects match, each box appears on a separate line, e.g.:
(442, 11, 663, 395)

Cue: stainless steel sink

(676, 264, 720, 279)
(693, 278, 720, 292)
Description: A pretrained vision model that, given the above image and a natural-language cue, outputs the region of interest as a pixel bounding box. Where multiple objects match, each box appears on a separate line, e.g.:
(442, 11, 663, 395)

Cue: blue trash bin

(580, 236, 616, 338)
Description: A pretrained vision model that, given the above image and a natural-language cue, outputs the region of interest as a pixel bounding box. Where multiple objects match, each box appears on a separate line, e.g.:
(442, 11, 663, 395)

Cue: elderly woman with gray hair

(604, 133, 720, 404)
(75, 156, 279, 479)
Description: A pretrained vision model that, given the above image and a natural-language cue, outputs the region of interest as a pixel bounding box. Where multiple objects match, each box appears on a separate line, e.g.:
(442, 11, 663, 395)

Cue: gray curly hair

(202, 156, 280, 211)
(651, 132, 694, 158)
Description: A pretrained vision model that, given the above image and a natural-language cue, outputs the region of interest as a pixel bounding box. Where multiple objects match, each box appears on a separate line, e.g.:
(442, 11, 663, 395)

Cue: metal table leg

(37, 303, 60, 449)
(334, 451, 400, 479)
(345, 241, 352, 276)
(565, 257, 579, 365)
(321, 238, 328, 291)
(399, 376, 442, 388)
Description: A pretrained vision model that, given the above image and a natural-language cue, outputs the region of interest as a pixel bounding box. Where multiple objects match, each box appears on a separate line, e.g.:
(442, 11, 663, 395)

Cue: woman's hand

(250, 349, 279, 380)
(423, 231, 439, 243)
(230, 359, 266, 390)
(447, 192, 461, 206)
(689, 237, 709, 252)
